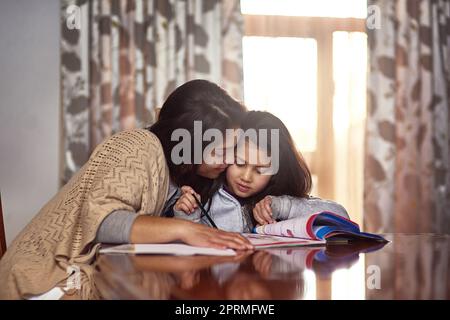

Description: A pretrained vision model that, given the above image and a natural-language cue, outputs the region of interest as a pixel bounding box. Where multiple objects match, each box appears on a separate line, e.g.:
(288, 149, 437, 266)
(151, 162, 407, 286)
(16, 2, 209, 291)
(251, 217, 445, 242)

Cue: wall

(0, 0, 60, 244)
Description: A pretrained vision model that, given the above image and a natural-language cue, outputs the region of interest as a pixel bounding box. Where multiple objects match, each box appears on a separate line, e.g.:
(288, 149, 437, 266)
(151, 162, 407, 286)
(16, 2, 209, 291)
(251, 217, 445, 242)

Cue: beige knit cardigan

(0, 129, 169, 299)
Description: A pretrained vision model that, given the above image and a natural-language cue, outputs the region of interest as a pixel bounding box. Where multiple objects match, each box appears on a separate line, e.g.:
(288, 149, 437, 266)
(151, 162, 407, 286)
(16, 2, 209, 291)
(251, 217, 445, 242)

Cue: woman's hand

(177, 220, 254, 251)
(252, 251, 273, 278)
(130, 216, 253, 251)
(174, 186, 201, 214)
(253, 196, 275, 225)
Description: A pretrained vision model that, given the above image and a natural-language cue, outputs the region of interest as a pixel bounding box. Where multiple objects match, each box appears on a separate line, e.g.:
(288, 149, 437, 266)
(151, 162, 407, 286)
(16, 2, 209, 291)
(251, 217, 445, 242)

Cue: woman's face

(196, 162, 228, 179)
(196, 129, 238, 179)
(225, 141, 272, 198)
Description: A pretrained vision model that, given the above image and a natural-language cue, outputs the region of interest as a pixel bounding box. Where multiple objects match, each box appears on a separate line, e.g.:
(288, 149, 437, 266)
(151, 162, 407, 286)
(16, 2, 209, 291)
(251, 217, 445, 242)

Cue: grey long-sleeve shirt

(270, 196, 349, 221)
(94, 180, 180, 244)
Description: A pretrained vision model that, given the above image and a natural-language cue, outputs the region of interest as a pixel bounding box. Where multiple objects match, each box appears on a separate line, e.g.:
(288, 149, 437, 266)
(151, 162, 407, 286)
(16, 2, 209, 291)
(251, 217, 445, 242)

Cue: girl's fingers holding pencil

(178, 203, 190, 214)
(176, 203, 191, 215)
(180, 185, 201, 203)
(175, 196, 196, 214)
(181, 193, 198, 211)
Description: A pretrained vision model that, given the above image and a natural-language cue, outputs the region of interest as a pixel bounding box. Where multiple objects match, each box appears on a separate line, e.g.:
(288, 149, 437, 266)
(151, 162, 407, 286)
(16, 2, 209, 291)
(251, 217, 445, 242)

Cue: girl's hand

(178, 221, 254, 251)
(174, 186, 201, 214)
(253, 196, 275, 225)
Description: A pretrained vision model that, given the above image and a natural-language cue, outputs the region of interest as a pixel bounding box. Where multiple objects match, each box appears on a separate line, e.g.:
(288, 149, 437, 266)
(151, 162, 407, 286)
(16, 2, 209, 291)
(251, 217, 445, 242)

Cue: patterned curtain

(60, 0, 243, 184)
(364, 0, 450, 234)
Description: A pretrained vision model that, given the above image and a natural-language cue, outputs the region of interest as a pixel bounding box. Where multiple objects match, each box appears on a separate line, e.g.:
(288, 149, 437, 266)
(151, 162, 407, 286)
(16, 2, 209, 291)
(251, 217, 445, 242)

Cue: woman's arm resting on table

(129, 216, 253, 250)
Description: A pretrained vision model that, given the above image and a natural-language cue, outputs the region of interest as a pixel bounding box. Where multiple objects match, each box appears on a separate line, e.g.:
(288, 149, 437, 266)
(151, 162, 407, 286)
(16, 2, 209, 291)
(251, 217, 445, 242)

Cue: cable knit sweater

(0, 129, 169, 299)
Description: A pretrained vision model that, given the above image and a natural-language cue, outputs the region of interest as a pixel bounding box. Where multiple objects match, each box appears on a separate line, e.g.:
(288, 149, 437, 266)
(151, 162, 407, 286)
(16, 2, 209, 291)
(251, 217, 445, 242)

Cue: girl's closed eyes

(225, 144, 273, 198)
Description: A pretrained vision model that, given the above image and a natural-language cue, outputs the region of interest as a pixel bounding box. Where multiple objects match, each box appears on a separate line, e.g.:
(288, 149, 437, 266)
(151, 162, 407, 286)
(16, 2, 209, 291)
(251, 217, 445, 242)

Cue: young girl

(172, 111, 349, 232)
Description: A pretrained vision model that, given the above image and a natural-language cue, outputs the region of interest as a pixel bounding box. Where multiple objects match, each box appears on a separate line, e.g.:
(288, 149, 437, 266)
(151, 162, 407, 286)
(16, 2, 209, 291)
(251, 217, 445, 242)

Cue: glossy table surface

(93, 234, 450, 300)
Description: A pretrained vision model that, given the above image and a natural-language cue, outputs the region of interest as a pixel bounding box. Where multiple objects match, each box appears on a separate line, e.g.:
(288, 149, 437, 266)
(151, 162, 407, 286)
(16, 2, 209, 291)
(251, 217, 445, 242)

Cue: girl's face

(225, 141, 272, 198)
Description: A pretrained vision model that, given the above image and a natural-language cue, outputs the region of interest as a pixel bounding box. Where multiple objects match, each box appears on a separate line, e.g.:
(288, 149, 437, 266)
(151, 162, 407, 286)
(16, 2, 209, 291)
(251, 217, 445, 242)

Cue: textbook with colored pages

(252, 211, 388, 245)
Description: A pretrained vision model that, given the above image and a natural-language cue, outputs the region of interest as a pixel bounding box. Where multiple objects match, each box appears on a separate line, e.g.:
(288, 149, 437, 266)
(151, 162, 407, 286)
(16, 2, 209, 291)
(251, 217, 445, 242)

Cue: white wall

(0, 0, 60, 244)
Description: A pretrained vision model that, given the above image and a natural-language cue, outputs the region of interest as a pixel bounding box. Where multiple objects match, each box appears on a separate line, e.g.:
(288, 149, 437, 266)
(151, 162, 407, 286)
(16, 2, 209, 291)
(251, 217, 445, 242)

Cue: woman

(0, 80, 252, 299)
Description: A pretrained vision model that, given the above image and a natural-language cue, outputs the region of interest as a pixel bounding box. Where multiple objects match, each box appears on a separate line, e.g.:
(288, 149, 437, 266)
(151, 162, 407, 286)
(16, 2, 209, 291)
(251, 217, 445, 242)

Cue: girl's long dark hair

(148, 79, 246, 203)
(240, 111, 312, 206)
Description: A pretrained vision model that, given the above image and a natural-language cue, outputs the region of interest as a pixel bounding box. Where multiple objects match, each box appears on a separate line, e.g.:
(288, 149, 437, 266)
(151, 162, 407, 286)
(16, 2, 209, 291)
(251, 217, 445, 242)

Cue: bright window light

(331, 254, 366, 299)
(332, 31, 367, 226)
(333, 31, 367, 134)
(242, 36, 317, 153)
(241, 0, 367, 18)
(302, 269, 317, 300)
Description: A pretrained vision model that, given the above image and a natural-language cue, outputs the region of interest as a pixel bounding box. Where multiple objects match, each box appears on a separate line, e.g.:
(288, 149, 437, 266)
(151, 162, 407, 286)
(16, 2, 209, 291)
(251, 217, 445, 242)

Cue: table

(93, 234, 450, 300)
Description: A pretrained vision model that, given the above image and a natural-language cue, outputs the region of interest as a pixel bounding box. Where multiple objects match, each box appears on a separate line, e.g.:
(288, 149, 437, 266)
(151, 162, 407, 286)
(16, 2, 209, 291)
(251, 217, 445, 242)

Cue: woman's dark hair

(149, 79, 246, 202)
(239, 110, 312, 205)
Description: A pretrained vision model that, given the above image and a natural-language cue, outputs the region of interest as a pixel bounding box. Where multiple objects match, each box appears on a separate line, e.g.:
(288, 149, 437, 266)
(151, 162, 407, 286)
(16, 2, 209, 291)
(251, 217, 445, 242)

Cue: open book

(99, 243, 236, 256)
(243, 233, 325, 249)
(253, 211, 388, 243)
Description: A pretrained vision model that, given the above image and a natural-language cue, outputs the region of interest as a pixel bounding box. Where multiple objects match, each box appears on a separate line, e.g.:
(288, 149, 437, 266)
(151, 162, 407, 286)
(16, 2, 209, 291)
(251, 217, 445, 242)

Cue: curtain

(60, 0, 243, 185)
(364, 0, 450, 234)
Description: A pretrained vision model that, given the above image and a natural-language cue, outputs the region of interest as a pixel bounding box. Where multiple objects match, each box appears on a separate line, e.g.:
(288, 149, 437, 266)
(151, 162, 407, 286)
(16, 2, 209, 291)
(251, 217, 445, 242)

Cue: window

(241, 1, 368, 299)
(243, 36, 318, 153)
(241, 0, 367, 221)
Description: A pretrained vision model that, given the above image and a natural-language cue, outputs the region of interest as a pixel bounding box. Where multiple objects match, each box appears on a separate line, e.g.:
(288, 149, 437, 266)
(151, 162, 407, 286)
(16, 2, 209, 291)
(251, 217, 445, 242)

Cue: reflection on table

(93, 234, 450, 300)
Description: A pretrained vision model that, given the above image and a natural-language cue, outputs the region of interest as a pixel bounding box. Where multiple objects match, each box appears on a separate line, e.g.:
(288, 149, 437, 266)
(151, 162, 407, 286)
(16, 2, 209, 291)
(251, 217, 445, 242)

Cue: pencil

(193, 194, 218, 229)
